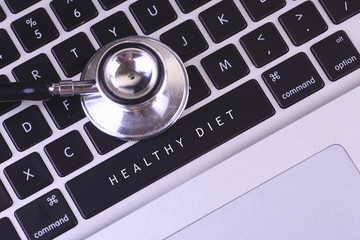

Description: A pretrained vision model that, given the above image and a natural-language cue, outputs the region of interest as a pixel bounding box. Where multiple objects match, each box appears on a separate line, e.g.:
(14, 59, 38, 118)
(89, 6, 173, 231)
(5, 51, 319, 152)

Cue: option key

(311, 30, 360, 81)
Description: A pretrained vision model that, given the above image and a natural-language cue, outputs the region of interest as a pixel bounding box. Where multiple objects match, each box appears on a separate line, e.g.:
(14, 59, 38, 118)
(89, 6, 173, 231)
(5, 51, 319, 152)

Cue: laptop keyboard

(0, 0, 360, 239)
(66, 79, 275, 219)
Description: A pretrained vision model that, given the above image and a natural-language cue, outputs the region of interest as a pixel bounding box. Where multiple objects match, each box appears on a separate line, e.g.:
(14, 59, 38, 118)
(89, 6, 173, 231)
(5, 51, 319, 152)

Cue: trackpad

(168, 145, 360, 239)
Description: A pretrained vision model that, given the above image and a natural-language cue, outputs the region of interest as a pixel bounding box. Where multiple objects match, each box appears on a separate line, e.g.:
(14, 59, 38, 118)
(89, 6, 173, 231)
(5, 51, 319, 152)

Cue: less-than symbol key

(258, 34, 265, 41)
(240, 22, 288, 68)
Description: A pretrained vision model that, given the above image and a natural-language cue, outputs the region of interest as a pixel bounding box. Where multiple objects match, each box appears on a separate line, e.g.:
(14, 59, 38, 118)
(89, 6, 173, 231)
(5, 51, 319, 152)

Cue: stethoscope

(0, 36, 189, 141)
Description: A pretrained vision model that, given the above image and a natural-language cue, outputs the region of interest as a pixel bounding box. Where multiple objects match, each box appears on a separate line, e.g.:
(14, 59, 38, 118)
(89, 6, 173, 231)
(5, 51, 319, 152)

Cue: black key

(0, 218, 20, 240)
(240, 0, 285, 22)
(52, 32, 96, 77)
(50, 0, 98, 32)
(0, 133, 12, 163)
(84, 122, 125, 155)
(262, 52, 324, 108)
(0, 29, 20, 69)
(15, 189, 77, 240)
(160, 20, 208, 62)
(201, 44, 249, 89)
(0, 181, 12, 212)
(11, 8, 59, 53)
(91, 11, 137, 47)
(4, 153, 53, 199)
(279, 1, 328, 46)
(12, 54, 60, 83)
(240, 22, 288, 68)
(175, 0, 210, 13)
(44, 96, 85, 130)
(98, 0, 125, 10)
(66, 79, 275, 219)
(311, 31, 360, 81)
(0, 75, 21, 116)
(199, 0, 247, 43)
(186, 66, 210, 108)
(319, 0, 360, 24)
(5, 0, 40, 13)
(44, 131, 93, 177)
(3, 105, 52, 151)
(130, 0, 177, 35)
(0, 6, 6, 22)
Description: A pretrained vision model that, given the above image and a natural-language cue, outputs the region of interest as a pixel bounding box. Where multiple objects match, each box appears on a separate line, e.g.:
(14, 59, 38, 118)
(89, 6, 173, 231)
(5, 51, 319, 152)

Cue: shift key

(66, 79, 275, 219)
(15, 189, 77, 240)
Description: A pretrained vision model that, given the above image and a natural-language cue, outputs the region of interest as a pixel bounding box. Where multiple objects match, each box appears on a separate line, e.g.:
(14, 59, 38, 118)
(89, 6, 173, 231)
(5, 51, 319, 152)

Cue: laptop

(1, 0, 360, 239)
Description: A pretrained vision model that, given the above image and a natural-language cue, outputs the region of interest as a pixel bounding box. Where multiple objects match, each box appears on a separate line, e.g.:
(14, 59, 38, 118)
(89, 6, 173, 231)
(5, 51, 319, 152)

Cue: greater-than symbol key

(279, 1, 327, 46)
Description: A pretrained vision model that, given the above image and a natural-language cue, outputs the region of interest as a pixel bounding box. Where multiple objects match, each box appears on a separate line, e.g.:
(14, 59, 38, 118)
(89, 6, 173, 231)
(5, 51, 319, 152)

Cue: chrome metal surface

(81, 36, 189, 140)
(103, 48, 159, 101)
(49, 80, 98, 97)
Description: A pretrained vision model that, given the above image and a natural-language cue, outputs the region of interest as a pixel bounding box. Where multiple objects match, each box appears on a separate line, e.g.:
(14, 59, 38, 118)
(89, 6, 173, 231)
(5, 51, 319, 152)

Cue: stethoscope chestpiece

(80, 36, 189, 141)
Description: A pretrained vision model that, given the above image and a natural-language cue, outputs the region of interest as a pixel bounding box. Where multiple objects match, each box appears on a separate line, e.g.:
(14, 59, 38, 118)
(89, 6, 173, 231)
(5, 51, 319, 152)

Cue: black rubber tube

(0, 80, 52, 102)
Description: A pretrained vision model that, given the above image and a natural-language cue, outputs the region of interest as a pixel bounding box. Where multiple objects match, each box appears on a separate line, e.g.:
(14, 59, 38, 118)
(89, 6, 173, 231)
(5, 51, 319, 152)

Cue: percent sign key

(11, 8, 59, 53)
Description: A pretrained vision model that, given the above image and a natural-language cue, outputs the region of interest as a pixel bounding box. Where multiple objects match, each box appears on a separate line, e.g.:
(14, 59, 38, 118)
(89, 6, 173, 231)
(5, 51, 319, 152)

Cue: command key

(262, 52, 324, 108)
(15, 189, 77, 240)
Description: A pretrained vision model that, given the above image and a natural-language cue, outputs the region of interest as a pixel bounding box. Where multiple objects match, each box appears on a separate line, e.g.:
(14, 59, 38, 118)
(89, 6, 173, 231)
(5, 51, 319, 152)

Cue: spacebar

(66, 80, 275, 219)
